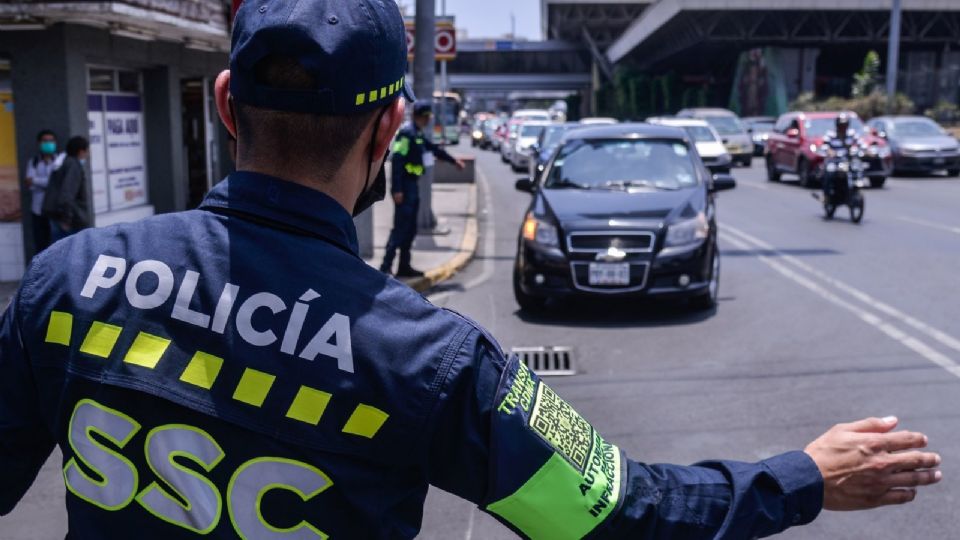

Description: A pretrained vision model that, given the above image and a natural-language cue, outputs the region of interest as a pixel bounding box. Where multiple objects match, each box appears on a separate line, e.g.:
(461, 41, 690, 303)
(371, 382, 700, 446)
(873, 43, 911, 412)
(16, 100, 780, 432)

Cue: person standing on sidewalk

(0, 0, 942, 538)
(42, 136, 90, 242)
(23, 129, 64, 253)
(380, 100, 464, 277)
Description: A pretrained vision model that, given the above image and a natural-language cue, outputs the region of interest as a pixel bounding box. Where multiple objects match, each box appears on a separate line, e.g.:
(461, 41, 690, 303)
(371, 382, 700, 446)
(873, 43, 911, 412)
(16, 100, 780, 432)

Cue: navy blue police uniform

(381, 106, 460, 275)
(0, 0, 825, 538)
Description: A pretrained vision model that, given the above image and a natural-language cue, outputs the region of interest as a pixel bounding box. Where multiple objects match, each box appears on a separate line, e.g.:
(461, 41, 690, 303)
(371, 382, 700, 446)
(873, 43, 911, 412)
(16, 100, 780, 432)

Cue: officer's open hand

(393, 192, 404, 205)
(804, 416, 941, 511)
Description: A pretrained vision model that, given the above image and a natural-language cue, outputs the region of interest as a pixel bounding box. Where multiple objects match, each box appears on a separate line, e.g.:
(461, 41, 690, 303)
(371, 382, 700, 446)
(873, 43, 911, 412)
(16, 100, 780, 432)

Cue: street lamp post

(413, 0, 441, 233)
(885, 0, 902, 114)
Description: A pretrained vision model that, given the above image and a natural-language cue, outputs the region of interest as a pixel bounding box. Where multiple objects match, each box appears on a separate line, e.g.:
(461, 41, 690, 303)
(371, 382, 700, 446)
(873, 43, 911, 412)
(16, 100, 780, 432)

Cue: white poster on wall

(86, 100, 109, 214)
(104, 95, 147, 211)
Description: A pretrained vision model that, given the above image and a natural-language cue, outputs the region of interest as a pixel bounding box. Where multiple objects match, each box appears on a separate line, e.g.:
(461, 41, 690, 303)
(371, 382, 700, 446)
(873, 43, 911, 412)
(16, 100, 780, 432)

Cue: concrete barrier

(435, 155, 476, 184)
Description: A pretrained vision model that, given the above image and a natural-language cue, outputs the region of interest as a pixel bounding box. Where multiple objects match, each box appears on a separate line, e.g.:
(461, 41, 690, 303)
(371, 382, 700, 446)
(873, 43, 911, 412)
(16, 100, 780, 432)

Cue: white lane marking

(723, 224, 960, 357)
(897, 216, 960, 236)
(720, 232, 960, 376)
(428, 167, 497, 304)
(463, 505, 477, 540)
(737, 181, 770, 190)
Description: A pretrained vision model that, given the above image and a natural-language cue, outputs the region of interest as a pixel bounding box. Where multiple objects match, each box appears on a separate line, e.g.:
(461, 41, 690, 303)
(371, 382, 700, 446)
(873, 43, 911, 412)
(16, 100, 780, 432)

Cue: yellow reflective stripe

(123, 332, 171, 369)
(392, 136, 410, 156)
(232, 368, 276, 407)
(405, 163, 424, 176)
(368, 90, 378, 103)
(285, 386, 332, 425)
(180, 351, 224, 390)
(341, 404, 389, 439)
(355, 93, 366, 106)
(380, 87, 387, 99)
(79, 322, 123, 358)
(45, 311, 73, 345)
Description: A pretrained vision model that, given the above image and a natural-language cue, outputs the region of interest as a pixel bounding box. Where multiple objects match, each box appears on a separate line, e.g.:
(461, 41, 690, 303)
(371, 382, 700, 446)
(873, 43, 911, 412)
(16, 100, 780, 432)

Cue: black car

(513, 124, 736, 312)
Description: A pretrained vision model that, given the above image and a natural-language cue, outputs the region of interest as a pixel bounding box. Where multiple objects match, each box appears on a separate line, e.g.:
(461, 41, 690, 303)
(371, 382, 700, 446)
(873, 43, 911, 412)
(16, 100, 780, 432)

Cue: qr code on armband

(529, 383, 594, 472)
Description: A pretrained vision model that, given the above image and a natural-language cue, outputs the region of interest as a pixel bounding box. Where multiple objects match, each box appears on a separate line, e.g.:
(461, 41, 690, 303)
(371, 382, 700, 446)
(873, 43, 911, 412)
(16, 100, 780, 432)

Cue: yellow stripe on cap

(380, 87, 387, 99)
(45, 311, 73, 346)
(355, 93, 366, 106)
(79, 322, 122, 358)
(232, 368, 276, 407)
(286, 386, 332, 425)
(369, 90, 378, 103)
(123, 332, 171, 369)
(179, 351, 224, 390)
(342, 404, 389, 438)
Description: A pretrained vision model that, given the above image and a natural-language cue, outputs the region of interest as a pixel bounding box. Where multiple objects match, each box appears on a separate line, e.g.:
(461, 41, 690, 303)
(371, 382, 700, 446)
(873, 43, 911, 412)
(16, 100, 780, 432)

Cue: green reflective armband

(404, 163, 425, 176)
(392, 136, 410, 156)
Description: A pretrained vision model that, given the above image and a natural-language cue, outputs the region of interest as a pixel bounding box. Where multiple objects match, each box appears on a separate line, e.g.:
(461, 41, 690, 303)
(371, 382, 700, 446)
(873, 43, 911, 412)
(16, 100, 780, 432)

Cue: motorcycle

(817, 144, 866, 223)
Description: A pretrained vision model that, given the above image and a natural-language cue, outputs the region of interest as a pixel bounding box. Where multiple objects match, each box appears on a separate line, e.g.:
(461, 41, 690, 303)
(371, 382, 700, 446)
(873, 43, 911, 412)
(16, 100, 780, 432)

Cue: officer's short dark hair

(37, 129, 56, 141)
(65, 136, 89, 157)
(234, 56, 382, 180)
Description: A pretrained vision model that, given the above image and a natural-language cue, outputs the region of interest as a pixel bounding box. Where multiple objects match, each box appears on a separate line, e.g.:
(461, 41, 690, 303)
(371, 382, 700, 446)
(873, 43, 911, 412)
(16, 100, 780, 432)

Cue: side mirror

(786, 128, 800, 139)
(515, 178, 536, 193)
(528, 143, 541, 155)
(710, 173, 737, 192)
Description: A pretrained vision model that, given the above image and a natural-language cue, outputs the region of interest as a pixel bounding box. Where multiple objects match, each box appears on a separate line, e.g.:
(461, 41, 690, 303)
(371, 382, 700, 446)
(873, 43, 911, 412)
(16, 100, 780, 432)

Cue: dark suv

(766, 111, 892, 188)
(513, 124, 736, 312)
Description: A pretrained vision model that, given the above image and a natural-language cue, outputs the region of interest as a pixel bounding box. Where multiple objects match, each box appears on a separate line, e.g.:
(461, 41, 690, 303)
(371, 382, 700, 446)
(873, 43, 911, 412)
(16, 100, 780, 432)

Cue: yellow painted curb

(403, 182, 479, 293)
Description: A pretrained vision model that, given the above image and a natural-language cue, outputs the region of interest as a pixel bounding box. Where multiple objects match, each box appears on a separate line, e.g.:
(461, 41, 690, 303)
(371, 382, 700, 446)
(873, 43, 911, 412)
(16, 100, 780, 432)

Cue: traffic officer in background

(380, 100, 464, 277)
(0, 0, 942, 538)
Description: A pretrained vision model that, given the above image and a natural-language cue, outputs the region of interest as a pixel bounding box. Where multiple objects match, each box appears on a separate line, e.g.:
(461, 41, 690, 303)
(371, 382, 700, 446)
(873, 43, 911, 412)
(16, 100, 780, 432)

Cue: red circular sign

(435, 29, 454, 53)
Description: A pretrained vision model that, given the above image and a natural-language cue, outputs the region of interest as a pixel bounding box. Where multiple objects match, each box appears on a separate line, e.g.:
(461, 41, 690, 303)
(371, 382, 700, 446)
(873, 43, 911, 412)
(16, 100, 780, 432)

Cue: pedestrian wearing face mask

(42, 136, 90, 242)
(23, 130, 64, 252)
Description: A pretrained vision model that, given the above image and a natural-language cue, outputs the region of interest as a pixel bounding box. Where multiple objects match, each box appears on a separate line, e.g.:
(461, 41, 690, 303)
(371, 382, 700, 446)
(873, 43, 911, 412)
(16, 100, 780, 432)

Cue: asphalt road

(417, 144, 960, 539)
(3, 144, 959, 539)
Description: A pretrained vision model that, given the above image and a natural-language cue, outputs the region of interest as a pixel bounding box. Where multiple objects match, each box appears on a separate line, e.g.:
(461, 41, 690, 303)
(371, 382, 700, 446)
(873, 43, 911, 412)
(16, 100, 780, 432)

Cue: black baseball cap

(230, 0, 416, 116)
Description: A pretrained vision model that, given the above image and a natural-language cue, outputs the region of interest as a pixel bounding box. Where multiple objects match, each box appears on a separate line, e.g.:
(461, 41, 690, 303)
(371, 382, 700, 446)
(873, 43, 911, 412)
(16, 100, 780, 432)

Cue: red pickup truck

(765, 111, 893, 188)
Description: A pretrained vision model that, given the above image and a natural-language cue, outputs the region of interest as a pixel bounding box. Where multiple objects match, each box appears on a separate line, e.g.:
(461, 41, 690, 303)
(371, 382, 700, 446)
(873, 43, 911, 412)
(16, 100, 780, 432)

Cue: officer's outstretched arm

(0, 290, 56, 515)
(427, 330, 822, 539)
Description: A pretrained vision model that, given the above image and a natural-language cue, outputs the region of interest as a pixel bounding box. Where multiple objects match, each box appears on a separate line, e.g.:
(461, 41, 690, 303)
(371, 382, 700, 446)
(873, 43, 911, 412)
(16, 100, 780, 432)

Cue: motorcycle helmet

(836, 112, 851, 137)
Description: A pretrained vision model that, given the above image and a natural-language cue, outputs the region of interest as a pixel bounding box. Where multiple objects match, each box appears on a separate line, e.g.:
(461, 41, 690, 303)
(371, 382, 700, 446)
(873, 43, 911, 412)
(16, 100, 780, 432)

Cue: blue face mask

(40, 141, 56, 155)
(78, 159, 87, 166)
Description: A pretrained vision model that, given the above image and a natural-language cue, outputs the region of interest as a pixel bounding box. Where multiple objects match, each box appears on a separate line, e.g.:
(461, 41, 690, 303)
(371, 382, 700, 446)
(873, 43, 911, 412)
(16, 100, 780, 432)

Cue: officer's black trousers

(382, 198, 419, 270)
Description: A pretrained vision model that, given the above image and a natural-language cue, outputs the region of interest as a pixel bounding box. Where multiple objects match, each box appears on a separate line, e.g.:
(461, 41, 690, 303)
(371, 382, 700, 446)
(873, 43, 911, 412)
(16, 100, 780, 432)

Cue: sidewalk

(367, 179, 478, 293)
(1, 280, 16, 309)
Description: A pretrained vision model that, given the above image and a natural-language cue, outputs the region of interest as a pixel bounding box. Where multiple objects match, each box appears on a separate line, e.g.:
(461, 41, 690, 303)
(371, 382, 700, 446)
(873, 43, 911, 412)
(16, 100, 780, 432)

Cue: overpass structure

(542, 0, 960, 116)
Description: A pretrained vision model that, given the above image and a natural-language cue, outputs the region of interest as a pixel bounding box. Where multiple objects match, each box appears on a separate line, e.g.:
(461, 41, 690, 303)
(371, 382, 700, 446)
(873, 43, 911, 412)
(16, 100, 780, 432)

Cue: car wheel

(765, 156, 781, 182)
(947, 168, 960, 177)
(741, 156, 753, 168)
(824, 201, 836, 220)
(869, 177, 886, 188)
(501, 154, 508, 163)
(513, 269, 548, 313)
(798, 158, 813, 188)
(690, 250, 720, 311)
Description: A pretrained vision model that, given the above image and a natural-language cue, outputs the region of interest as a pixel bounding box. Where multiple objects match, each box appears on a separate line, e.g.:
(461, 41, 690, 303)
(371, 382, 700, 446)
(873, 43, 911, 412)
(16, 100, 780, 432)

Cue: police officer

(0, 1, 942, 538)
(380, 100, 465, 277)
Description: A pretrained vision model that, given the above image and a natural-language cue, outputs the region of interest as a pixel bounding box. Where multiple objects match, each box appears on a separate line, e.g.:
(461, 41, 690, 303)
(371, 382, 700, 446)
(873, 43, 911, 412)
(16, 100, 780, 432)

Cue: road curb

(404, 182, 479, 293)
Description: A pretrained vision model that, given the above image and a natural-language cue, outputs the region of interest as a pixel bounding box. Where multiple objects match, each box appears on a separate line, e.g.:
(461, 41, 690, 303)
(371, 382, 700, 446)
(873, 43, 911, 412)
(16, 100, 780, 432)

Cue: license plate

(588, 263, 630, 286)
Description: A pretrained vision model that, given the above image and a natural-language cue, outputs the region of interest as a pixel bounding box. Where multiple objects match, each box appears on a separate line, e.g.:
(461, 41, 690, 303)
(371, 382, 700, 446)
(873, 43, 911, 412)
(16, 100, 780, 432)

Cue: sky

(399, 0, 542, 40)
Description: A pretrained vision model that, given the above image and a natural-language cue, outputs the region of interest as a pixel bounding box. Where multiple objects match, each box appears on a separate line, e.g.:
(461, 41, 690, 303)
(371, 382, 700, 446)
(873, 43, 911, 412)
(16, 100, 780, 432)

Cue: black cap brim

(402, 78, 416, 103)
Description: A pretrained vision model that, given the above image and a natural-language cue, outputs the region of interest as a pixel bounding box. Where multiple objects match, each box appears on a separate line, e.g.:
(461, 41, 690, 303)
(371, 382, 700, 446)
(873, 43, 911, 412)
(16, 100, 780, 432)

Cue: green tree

(852, 51, 881, 99)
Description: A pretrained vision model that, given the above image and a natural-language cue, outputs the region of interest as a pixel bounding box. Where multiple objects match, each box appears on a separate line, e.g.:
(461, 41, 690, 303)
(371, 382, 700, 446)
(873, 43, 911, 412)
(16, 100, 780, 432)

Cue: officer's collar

(200, 171, 360, 256)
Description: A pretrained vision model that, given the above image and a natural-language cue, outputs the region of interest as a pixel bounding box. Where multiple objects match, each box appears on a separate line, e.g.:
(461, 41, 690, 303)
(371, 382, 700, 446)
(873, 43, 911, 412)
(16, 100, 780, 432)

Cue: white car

(511, 109, 551, 123)
(510, 121, 552, 172)
(579, 117, 618, 125)
(647, 117, 732, 173)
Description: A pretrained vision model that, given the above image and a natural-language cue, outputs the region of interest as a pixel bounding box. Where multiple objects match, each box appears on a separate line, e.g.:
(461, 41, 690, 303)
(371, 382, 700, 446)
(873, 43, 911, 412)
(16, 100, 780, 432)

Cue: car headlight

(665, 212, 709, 248)
(809, 143, 819, 153)
(522, 213, 559, 247)
(472, 130, 483, 139)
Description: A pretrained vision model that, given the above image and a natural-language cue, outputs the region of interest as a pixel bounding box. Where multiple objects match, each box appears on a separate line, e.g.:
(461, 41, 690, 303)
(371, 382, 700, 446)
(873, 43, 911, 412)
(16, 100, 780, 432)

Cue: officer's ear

(374, 99, 405, 160)
(214, 70, 238, 140)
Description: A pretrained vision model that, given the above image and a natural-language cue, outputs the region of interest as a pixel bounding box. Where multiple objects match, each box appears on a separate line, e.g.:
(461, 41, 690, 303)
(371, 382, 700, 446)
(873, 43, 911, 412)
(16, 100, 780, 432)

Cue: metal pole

(414, 0, 439, 232)
(885, 0, 902, 113)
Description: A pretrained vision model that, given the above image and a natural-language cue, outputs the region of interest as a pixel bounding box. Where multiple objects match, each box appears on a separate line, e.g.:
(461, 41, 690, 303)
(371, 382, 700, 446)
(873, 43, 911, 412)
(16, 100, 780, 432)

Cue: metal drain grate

(512, 346, 577, 376)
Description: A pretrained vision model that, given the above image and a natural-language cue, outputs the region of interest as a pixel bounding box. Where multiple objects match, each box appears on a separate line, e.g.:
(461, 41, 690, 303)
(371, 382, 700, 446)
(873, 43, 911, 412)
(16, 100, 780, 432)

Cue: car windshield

(750, 122, 775, 132)
(683, 125, 718, 143)
(542, 126, 569, 148)
(521, 125, 546, 138)
(891, 119, 945, 137)
(545, 139, 699, 191)
(805, 117, 865, 137)
(703, 116, 744, 135)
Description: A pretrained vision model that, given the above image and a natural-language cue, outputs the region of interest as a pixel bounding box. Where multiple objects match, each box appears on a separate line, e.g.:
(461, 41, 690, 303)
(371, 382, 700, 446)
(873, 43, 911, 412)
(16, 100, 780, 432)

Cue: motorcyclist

(820, 112, 863, 200)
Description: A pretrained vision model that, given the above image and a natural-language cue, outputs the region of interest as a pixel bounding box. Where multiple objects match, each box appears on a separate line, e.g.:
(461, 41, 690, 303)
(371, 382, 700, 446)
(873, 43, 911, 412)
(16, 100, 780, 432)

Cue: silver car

(868, 116, 960, 176)
(677, 108, 754, 167)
